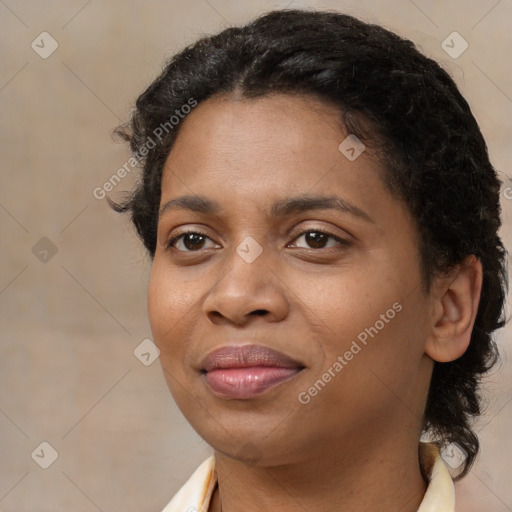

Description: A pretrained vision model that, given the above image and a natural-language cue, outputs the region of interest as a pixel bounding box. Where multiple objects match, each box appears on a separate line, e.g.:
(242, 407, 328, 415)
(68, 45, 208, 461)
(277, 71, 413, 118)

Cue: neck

(210, 433, 427, 512)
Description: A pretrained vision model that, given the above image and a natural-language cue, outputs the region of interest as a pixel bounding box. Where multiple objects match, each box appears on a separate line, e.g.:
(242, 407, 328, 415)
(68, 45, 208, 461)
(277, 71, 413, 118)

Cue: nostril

(252, 310, 267, 316)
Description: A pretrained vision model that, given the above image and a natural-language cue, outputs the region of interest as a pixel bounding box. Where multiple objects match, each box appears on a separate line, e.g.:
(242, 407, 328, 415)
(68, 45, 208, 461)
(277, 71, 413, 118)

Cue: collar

(161, 442, 455, 512)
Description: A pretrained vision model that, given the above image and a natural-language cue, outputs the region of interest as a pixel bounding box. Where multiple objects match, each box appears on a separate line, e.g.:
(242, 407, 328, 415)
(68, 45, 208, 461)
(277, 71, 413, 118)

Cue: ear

(425, 255, 483, 363)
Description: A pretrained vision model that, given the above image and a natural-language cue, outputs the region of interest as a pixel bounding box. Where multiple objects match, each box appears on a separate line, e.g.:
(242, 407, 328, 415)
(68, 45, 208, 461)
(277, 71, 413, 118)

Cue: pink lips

(200, 344, 304, 399)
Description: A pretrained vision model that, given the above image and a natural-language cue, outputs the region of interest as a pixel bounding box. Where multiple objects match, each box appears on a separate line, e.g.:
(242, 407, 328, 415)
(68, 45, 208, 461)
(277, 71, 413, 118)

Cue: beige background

(1, 0, 511, 510)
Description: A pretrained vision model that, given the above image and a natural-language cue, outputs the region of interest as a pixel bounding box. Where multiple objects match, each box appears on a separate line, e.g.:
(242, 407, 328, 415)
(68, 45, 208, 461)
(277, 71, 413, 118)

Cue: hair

(110, 8, 508, 478)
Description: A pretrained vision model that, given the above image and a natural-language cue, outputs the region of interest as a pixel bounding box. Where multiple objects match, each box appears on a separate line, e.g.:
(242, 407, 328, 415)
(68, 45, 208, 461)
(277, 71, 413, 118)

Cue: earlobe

(425, 255, 483, 363)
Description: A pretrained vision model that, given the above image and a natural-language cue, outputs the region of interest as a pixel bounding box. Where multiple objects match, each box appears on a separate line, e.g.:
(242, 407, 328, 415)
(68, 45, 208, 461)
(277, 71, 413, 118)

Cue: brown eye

(289, 229, 350, 249)
(168, 231, 218, 251)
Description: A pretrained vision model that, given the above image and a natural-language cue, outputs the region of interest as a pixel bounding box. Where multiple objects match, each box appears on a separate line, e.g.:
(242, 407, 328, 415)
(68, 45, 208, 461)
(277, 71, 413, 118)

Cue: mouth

(200, 344, 305, 399)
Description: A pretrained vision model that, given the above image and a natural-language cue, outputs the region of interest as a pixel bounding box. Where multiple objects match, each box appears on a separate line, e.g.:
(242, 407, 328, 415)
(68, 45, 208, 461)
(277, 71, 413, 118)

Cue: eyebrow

(159, 194, 375, 223)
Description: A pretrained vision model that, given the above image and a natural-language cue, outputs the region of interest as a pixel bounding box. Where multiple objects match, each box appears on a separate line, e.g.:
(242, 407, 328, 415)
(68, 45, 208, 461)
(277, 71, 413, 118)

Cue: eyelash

(167, 227, 350, 252)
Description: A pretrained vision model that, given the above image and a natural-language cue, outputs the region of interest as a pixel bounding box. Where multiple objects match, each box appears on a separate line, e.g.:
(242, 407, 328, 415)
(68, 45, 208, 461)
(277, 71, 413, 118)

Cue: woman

(111, 9, 508, 512)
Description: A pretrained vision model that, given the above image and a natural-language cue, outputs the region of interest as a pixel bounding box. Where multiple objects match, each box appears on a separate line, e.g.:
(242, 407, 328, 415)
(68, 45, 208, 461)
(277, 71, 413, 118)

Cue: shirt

(161, 442, 455, 512)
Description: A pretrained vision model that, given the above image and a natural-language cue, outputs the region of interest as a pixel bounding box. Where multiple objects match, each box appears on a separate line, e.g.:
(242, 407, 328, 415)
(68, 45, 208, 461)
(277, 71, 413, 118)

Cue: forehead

(160, 92, 386, 199)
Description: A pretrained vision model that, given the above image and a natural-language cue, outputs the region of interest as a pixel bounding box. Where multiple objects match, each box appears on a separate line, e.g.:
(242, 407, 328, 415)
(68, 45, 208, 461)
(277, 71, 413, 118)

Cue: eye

(288, 228, 350, 250)
(167, 227, 350, 252)
(168, 230, 220, 252)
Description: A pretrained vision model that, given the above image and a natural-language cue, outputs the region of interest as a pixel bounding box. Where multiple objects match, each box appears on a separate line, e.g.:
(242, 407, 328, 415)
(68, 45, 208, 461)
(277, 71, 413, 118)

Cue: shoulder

(160, 455, 217, 512)
(417, 442, 455, 512)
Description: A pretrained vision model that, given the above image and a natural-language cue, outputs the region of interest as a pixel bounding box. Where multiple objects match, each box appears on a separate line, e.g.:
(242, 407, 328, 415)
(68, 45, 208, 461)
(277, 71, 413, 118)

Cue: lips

(200, 344, 304, 399)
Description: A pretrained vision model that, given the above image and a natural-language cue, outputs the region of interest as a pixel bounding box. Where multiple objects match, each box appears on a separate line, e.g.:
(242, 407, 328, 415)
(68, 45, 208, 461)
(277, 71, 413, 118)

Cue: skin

(147, 92, 482, 512)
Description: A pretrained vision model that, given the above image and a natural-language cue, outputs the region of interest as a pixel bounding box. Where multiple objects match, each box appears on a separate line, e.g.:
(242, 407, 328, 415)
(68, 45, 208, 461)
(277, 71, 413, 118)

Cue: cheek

(300, 257, 423, 374)
(147, 263, 166, 338)
(148, 257, 195, 322)
(147, 260, 189, 354)
(296, 270, 397, 346)
(147, 262, 197, 404)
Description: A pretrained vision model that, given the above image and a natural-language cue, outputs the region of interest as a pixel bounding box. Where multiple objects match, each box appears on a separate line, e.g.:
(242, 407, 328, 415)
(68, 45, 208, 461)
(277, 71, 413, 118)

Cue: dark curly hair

(110, 8, 508, 478)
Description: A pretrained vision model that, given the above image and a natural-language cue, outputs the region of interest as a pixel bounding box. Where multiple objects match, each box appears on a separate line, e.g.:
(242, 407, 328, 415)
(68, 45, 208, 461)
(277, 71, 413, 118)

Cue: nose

(202, 243, 289, 326)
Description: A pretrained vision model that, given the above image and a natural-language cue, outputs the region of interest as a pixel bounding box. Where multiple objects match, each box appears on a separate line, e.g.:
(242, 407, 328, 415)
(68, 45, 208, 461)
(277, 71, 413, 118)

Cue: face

(148, 93, 435, 466)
